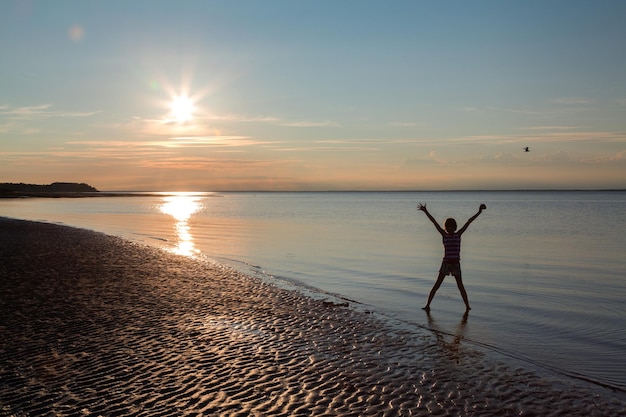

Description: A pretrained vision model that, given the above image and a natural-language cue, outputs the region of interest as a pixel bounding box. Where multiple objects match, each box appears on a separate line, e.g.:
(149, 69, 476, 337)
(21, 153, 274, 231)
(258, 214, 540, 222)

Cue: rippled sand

(1, 218, 624, 416)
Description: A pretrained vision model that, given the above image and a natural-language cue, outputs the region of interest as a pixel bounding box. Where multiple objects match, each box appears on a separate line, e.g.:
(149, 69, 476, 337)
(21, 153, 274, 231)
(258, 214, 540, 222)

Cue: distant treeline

(0, 182, 99, 195)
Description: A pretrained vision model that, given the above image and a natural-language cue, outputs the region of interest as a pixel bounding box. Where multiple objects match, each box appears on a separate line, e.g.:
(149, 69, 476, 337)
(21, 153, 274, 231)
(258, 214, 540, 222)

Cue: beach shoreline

(1, 217, 624, 416)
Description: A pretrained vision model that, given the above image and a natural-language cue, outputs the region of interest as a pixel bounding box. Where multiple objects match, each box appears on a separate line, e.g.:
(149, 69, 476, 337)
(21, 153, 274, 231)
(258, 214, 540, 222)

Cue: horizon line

(102, 188, 626, 193)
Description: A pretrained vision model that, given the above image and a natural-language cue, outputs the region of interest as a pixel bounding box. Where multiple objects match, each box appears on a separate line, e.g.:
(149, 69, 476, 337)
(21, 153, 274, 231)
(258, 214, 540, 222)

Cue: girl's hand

(479, 203, 487, 211)
(417, 203, 427, 211)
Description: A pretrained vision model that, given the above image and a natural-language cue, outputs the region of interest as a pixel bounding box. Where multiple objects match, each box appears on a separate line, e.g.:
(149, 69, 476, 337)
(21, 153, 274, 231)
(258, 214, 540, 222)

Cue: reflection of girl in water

(417, 203, 486, 312)
(426, 312, 469, 364)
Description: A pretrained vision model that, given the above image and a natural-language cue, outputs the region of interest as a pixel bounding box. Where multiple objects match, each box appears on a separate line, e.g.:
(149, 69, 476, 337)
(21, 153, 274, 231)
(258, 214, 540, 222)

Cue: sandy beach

(1, 217, 624, 416)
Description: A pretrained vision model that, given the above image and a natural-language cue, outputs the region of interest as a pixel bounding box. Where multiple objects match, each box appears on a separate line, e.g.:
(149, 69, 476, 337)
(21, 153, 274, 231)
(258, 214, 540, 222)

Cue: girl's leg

(423, 272, 446, 311)
(453, 272, 471, 312)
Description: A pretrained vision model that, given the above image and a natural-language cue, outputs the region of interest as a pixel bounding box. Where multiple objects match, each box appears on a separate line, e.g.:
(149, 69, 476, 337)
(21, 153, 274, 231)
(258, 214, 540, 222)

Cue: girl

(417, 203, 486, 312)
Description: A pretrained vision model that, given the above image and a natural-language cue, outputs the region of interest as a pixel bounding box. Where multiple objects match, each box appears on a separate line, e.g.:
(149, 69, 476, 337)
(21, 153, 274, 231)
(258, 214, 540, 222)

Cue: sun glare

(160, 195, 203, 256)
(170, 95, 195, 123)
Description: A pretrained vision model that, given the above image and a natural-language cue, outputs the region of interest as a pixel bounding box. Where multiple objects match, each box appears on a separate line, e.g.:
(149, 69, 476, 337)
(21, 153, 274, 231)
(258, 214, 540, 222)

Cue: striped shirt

(442, 233, 461, 262)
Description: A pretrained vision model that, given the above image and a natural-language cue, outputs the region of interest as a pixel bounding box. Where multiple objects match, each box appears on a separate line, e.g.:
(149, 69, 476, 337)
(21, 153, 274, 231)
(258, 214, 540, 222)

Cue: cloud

(200, 112, 340, 128)
(0, 105, 98, 136)
(112, 114, 281, 143)
(403, 151, 447, 166)
(388, 122, 421, 127)
(530, 131, 626, 143)
(316, 138, 434, 145)
(403, 148, 626, 169)
(0, 104, 98, 119)
(470, 152, 524, 165)
(582, 150, 626, 165)
(65, 136, 278, 156)
(113, 116, 221, 138)
(1, 149, 165, 165)
(115, 112, 335, 141)
(551, 98, 595, 105)
(0, 104, 52, 117)
(454, 130, 626, 145)
(533, 150, 573, 163)
(201, 113, 281, 123)
(137, 156, 290, 170)
(166, 136, 281, 148)
(519, 126, 584, 131)
(424, 151, 446, 164)
(0, 122, 16, 133)
(278, 120, 341, 127)
(275, 146, 379, 152)
(467, 149, 626, 167)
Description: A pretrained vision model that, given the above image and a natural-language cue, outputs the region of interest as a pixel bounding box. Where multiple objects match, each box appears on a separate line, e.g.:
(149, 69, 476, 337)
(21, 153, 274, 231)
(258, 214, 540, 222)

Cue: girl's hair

(444, 218, 457, 233)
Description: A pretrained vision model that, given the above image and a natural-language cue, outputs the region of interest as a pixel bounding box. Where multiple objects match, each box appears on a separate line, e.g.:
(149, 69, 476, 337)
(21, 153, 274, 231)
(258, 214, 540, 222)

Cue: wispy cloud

(113, 116, 222, 138)
(523, 131, 626, 143)
(582, 150, 626, 165)
(316, 138, 435, 145)
(2, 148, 169, 162)
(200, 112, 340, 128)
(551, 97, 595, 105)
(137, 156, 292, 170)
(278, 120, 340, 127)
(276, 146, 379, 152)
(201, 113, 281, 123)
(518, 125, 584, 131)
(116, 112, 335, 141)
(0, 122, 16, 133)
(388, 121, 421, 127)
(403, 147, 626, 169)
(454, 130, 626, 145)
(167, 136, 281, 147)
(469, 149, 626, 167)
(0, 104, 99, 119)
(68, 136, 279, 150)
(403, 151, 448, 167)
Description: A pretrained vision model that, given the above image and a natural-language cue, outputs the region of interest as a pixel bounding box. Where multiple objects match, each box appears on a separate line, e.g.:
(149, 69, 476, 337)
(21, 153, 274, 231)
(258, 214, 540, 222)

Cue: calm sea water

(1, 191, 625, 391)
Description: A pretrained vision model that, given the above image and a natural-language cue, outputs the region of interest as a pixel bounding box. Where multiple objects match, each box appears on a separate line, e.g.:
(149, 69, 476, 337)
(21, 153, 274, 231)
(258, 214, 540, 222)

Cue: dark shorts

(439, 261, 461, 276)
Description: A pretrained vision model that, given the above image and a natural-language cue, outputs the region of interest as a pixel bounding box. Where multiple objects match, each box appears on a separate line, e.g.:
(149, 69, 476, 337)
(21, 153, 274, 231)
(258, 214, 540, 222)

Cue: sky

(1, 0, 626, 191)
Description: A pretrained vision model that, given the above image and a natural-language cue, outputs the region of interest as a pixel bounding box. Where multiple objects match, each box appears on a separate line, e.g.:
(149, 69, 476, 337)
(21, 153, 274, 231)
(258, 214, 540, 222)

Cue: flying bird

(523, 147, 530, 152)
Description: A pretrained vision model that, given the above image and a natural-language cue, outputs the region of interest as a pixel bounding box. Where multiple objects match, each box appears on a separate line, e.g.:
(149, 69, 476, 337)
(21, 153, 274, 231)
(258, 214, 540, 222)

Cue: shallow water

(2, 191, 625, 391)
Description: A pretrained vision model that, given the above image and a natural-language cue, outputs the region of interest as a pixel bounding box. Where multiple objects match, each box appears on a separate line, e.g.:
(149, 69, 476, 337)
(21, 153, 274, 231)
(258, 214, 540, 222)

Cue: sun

(170, 95, 195, 123)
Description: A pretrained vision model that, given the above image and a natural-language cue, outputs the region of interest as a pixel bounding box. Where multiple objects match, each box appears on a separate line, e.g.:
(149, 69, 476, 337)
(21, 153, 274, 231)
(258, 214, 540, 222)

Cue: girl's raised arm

(458, 204, 486, 235)
(417, 203, 445, 236)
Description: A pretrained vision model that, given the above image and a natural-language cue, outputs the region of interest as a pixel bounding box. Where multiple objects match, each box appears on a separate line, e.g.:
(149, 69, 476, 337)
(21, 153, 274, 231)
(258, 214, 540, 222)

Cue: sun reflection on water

(159, 195, 203, 256)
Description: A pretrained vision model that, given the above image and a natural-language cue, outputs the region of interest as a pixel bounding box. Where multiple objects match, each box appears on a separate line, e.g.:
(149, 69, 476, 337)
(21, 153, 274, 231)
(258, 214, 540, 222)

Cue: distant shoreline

(0, 191, 167, 199)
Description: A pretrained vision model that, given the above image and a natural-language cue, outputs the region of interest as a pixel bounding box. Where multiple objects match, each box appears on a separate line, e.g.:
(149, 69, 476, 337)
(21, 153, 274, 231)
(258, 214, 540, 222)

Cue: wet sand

(1, 217, 624, 416)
